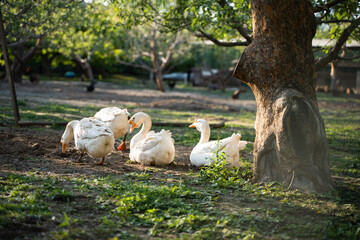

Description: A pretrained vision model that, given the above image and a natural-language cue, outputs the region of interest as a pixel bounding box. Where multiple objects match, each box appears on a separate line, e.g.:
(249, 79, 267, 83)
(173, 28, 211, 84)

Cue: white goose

(60, 117, 115, 165)
(189, 119, 247, 168)
(94, 107, 131, 151)
(128, 112, 175, 166)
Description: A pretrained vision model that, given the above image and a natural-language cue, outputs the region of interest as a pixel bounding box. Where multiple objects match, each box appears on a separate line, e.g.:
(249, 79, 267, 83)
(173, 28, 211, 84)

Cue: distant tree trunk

(74, 54, 95, 84)
(11, 38, 42, 83)
(233, 0, 333, 192)
(330, 60, 338, 95)
(154, 70, 165, 92)
(150, 25, 165, 92)
(41, 53, 58, 77)
(0, 7, 20, 122)
(11, 49, 24, 83)
(41, 54, 52, 77)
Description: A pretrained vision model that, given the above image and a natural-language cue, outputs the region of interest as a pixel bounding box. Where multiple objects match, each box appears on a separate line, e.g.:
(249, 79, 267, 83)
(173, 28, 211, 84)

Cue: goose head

(189, 119, 209, 133)
(128, 112, 151, 133)
(60, 120, 78, 153)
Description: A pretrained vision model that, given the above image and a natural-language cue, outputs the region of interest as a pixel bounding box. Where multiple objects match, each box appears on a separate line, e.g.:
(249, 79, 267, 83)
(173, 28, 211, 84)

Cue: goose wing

(78, 118, 113, 140)
(194, 136, 235, 154)
(135, 130, 172, 152)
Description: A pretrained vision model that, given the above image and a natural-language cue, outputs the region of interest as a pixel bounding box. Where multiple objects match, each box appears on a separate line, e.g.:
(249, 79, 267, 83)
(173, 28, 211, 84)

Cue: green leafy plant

(199, 143, 253, 188)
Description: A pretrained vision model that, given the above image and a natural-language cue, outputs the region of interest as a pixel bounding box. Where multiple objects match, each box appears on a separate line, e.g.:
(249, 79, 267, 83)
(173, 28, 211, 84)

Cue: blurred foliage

(2, 0, 358, 79)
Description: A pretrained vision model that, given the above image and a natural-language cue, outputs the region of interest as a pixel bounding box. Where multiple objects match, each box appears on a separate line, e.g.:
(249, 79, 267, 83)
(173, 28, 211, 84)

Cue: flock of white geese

(60, 107, 247, 167)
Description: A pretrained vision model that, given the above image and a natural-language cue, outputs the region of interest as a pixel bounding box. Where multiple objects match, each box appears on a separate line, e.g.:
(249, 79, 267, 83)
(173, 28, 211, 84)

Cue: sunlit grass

(0, 80, 359, 239)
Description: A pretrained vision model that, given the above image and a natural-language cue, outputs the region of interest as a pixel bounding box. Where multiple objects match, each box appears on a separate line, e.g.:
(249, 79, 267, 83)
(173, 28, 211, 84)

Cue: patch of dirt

(0, 81, 257, 112)
(0, 128, 195, 178)
(0, 80, 250, 176)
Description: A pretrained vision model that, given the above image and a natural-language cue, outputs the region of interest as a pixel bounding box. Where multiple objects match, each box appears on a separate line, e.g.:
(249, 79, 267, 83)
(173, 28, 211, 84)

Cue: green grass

(1, 166, 358, 239)
(0, 79, 359, 239)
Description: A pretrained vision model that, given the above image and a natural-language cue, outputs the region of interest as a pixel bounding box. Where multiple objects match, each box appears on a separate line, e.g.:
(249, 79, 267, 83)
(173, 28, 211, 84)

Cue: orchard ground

(0, 77, 359, 239)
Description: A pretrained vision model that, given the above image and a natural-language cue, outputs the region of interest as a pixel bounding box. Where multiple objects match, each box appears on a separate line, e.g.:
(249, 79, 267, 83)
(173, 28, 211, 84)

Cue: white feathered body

(94, 107, 130, 138)
(130, 129, 175, 166)
(62, 118, 114, 159)
(129, 112, 175, 166)
(189, 119, 247, 168)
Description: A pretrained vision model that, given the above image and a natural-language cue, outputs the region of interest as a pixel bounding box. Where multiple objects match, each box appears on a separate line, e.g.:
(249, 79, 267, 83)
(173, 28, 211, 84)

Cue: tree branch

(196, 30, 249, 47)
(235, 25, 252, 43)
(314, 17, 360, 71)
(160, 32, 182, 70)
(5, 34, 42, 47)
(216, 0, 252, 43)
(313, 0, 348, 13)
(317, 19, 353, 24)
(115, 55, 153, 72)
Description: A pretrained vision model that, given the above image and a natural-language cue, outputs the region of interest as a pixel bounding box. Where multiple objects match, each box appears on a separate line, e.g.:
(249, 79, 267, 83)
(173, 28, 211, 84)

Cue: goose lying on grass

(128, 112, 175, 166)
(94, 107, 130, 151)
(61, 117, 114, 165)
(189, 119, 247, 168)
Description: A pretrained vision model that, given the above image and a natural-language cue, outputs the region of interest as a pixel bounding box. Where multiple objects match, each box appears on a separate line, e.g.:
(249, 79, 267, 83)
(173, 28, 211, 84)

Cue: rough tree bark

(233, 0, 334, 192)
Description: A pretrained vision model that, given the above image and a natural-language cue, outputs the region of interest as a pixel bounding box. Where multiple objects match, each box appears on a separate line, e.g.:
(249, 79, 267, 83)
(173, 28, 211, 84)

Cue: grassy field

(0, 77, 359, 239)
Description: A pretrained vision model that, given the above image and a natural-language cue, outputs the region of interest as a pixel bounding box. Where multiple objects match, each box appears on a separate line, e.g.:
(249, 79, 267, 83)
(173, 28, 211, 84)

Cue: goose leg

(117, 133, 128, 151)
(96, 157, 105, 165)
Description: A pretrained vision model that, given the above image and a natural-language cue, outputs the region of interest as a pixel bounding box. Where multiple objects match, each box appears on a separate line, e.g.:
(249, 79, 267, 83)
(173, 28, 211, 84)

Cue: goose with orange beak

(189, 118, 247, 168)
(60, 118, 114, 165)
(128, 112, 175, 166)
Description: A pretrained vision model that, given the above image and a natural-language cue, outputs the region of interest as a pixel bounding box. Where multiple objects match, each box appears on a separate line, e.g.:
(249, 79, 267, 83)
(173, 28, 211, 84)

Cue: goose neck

(63, 120, 78, 144)
(199, 127, 210, 144)
(138, 115, 152, 136)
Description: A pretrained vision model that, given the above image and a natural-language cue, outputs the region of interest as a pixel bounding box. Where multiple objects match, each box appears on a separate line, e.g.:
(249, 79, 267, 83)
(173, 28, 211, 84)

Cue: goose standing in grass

(60, 117, 115, 165)
(94, 107, 131, 151)
(189, 119, 247, 168)
(128, 112, 175, 165)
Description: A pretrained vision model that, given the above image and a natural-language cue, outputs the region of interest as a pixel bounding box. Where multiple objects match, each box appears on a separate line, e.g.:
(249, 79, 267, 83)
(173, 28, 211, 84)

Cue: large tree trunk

(233, 0, 334, 192)
(330, 60, 338, 96)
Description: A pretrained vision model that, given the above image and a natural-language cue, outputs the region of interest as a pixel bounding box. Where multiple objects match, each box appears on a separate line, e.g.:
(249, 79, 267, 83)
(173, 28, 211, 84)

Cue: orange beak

(62, 143, 67, 153)
(189, 118, 198, 128)
(128, 119, 137, 133)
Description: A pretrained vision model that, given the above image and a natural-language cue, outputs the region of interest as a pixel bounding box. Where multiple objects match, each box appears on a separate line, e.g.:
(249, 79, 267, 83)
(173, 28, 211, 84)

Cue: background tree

(164, 0, 359, 95)
(0, 0, 81, 82)
(47, 1, 116, 86)
(110, 0, 191, 92)
(114, 24, 189, 92)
